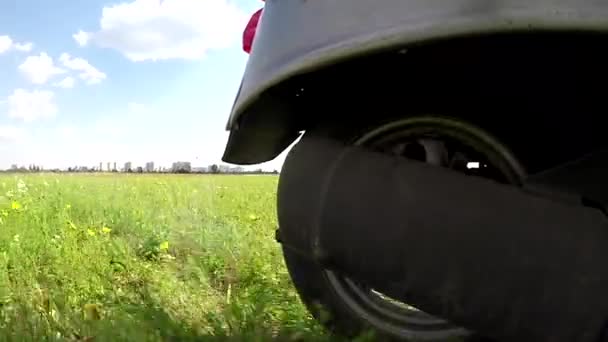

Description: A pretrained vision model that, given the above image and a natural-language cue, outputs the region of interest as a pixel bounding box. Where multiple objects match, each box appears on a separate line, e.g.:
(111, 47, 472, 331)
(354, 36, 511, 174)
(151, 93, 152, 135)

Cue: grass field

(0, 173, 349, 342)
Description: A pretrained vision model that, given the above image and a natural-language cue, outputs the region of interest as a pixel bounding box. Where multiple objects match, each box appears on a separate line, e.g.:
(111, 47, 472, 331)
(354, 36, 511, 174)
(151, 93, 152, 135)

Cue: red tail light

(243, 8, 263, 54)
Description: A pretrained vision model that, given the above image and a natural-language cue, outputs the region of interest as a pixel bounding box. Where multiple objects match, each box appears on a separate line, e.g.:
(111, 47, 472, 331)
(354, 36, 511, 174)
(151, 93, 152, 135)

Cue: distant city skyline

(0, 137, 293, 171)
(0, 140, 290, 172)
(5, 158, 281, 173)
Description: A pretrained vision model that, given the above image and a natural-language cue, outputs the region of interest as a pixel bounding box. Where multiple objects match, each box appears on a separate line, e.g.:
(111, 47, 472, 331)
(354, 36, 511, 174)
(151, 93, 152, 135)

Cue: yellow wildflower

(11, 201, 21, 210)
(159, 241, 169, 251)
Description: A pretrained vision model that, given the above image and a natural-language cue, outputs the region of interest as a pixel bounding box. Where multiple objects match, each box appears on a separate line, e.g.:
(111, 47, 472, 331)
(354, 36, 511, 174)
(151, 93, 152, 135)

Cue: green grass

(0, 173, 341, 341)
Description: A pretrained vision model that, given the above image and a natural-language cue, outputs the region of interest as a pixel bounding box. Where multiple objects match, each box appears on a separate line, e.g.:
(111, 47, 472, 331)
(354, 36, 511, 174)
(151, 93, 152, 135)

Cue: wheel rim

(323, 116, 526, 339)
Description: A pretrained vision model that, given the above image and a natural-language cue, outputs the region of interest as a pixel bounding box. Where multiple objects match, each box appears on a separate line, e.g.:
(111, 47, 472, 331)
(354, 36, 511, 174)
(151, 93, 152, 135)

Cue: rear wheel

(280, 116, 526, 341)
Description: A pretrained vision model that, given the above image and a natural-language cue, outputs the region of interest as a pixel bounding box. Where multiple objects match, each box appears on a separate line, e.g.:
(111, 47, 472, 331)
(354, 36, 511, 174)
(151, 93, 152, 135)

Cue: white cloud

(0, 35, 33, 54)
(54, 76, 76, 89)
(0, 36, 12, 54)
(19, 52, 105, 87)
(73, 30, 90, 47)
(0, 125, 25, 143)
(59, 53, 106, 84)
(75, 0, 248, 62)
(7, 89, 58, 122)
(18, 53, 65, 84)
(14, 42, 33, 52)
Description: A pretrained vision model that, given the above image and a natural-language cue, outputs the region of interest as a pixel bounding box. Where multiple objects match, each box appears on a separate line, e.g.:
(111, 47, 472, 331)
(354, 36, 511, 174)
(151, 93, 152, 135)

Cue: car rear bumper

(223, 0, 608, 164)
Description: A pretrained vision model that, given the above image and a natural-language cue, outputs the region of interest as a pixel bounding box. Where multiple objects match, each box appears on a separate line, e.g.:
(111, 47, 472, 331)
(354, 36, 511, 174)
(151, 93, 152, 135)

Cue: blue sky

(0, 0, 286, 171)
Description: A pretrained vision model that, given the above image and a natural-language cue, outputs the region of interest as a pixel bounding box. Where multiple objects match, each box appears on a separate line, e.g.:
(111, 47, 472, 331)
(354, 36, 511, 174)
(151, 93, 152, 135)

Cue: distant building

(145, 162, 155, 173)
(113, 162, 117, 171)
(231, 166, 245, 173)
(215, 165, 245, 173)
(124, 162, 132, 172)
(171, 161, 191, 173)
(192, 166, 208, 173)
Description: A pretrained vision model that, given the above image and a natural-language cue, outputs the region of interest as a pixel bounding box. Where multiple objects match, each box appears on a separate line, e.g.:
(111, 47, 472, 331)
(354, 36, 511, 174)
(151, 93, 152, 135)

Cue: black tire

(283, 249, 474, 341)
(279, 116, 526, 341)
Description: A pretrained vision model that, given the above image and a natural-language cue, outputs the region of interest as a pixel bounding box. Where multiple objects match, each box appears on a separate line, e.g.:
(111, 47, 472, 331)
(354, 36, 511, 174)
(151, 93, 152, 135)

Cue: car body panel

(222, 0, 608, 164)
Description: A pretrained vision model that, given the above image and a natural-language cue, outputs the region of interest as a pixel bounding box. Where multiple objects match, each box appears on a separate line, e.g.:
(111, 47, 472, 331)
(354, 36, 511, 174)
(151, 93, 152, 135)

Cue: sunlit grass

(0, 173, 340, 341)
